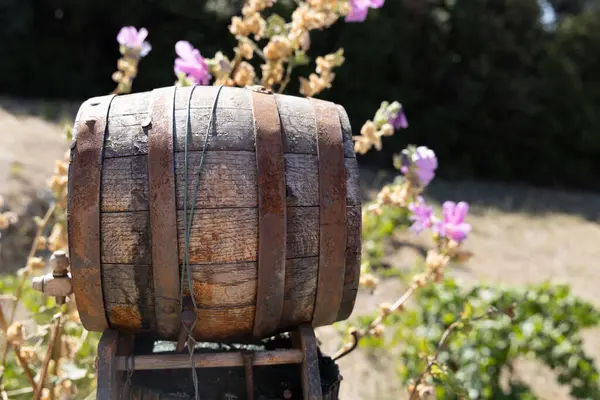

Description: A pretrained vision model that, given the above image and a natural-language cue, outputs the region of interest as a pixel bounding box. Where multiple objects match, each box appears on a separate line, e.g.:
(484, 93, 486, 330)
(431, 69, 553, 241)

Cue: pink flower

(117, 26, 152, 57)
(345, 0, 385, 22)
(401, 146, 438, 187)
(438, 201, 471, 242)
(390, 108, 408, 129)
(412, 146, 438, 187)
(408, 196, 436, 234)
(174, 41, 211, 85)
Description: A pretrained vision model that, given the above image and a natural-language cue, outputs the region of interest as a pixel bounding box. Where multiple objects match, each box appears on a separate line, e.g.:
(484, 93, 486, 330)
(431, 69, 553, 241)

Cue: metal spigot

(31, 250, 73, 305)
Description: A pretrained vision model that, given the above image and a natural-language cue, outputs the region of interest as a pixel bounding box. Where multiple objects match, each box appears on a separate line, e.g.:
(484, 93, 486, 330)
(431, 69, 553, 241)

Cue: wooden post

(292, 324, 323, 400)
(96, 330, 135, 400)
(96, 330, 119, 400)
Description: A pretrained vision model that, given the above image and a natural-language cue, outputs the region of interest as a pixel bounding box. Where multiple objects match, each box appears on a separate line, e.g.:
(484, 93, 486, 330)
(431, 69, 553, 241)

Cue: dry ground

(1, 98, 599, 399)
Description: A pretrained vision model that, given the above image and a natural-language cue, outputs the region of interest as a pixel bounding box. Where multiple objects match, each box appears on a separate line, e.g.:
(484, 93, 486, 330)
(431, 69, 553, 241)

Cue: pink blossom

(438, 201, 471, 242)
(390, 108, 408, 129)
(345, 0, 385, 22)
(117, 26, 152, 57)
(412, 146, 438, 187)
(408, 196, 435, 234)
(174, 41, 211, 85)
(400, 146, 438, 187)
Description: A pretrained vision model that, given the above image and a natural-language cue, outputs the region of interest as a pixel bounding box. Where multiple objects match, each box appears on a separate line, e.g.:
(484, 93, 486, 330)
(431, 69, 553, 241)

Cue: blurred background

(1, 0, 600, 399)
(2, 0, 600, 189)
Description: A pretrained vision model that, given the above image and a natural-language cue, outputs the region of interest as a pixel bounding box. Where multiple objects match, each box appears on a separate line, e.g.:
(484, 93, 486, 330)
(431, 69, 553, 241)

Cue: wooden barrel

(67, 85, 361, 342)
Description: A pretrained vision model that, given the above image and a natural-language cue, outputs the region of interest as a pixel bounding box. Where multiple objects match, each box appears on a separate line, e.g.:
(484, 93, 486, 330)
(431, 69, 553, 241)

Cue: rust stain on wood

(109, 305, 142, 331)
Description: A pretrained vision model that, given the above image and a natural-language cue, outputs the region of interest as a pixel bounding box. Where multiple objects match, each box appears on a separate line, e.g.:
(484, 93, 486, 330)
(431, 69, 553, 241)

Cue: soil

(1, 97, 599, 399)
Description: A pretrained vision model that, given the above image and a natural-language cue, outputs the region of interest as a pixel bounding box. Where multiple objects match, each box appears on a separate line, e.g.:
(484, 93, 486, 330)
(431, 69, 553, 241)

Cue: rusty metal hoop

(68, 94, 116, 332)
(309, 98, 348, 328)
(146, 87, 181, 339)
(249, 87, 287, 340)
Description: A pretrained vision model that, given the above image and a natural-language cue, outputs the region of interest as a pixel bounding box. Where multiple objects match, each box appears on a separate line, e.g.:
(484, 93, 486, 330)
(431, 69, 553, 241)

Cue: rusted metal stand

(96, 324, 323, 400)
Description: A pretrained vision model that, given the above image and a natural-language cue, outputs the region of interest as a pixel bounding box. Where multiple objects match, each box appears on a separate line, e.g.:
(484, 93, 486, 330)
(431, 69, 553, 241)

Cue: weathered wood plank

(337, 206, 362, 321)
(286, 207, 319, 259)
(104, 88, 354, 158)
(285, 156, 361, 207)
(177, 208, 258, 264)
(101, 153, 360, 212)
(292, 325, 323, 400)
(105, 257, 318, 336)
(337, 251, 361, 321)
(337, 104, 355, 159)
(282, 257, 318, 328)
(109, 86, 253, 116)
(116, 350, 304, 371)
(345, 206, 362, 253)
(102, 264, 154, 331)
(104, 108, 255, 157)
(101, 212, 151, 265)
(101, 156, 149, 212)
(275, 94, 317, 155)
(192, 306, 255, 342)
(96, 330, 120, 400)
(345, 157, 361, 207)
(275, 95, 354, 158)
(175, 152, 257, 210)
(190, 262, 257, 308)
(100, 206, 361, 265)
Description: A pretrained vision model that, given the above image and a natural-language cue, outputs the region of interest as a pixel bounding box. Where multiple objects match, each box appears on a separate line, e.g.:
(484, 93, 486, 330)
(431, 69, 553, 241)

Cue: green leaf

(265, 14, 287, 38)
(436, 368, 469, 397)
(461, 302, 473, 320)
(289, 50, 310, 67)
(32, 305, 61, 325)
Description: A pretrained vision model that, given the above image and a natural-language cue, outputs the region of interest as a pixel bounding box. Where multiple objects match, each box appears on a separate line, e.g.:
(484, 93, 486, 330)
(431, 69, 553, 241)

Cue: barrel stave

(102, 264, 154, 331)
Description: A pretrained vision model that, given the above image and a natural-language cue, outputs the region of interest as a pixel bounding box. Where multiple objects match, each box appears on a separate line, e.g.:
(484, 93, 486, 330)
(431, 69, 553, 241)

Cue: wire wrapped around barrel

(180, 84, 225, 400)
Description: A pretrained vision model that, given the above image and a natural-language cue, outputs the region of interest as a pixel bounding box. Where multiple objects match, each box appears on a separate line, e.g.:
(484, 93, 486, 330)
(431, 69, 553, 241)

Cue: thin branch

(1, 203, 56, 368)
(4, 387, 33, 397)
(72, 329, 88, 356)
(33, 314, 63, 400)
(278, 63, 294, 94)
(333, 284, 418, 361)
(409, 320, 461, 400)
(0, 305, 36, 389)
(241, 38, 266, 61)
(331, 330, 359, 361)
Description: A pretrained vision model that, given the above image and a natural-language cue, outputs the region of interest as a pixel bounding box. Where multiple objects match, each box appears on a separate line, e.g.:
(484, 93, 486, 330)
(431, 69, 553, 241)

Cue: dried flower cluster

(225, 0, 350, 93)
(354, 101, 408, 154)
(112, 26, 152, 94)
(407, 382, 435, 400)
(299, 49, 345, 96)
(0, 196, 18, 240)
(230, 0, 274, 40)
(40, 378, 77, 400)
(43, 150, 69, 254)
